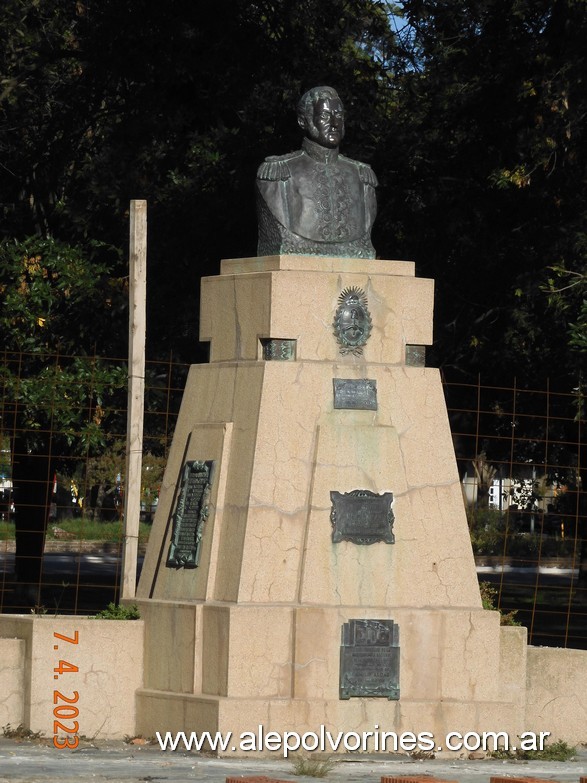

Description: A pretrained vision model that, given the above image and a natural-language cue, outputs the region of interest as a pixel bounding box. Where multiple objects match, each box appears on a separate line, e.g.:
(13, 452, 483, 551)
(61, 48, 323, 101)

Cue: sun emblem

(333, 287, 372, 355)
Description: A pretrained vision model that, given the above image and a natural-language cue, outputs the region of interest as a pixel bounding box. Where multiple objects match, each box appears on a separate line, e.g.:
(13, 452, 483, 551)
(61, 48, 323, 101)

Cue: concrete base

(0, 616, 144, 739)
(131, 256, 587, 752)
(2, 256, 587, 748)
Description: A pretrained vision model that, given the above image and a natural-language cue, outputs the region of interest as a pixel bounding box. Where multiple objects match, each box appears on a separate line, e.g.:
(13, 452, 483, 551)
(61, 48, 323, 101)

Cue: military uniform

(256, 137, 377, 259)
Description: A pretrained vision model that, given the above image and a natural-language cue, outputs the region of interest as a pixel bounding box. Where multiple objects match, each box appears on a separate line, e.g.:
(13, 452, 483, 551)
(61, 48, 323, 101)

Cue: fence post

(122, 200, 147, 600)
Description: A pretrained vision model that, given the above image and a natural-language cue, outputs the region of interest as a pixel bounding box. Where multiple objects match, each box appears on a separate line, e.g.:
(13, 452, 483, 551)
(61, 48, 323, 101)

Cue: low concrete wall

(525, 645, 587, 745)
(0, 637, 25, 728)
(0, 616, 143, 739)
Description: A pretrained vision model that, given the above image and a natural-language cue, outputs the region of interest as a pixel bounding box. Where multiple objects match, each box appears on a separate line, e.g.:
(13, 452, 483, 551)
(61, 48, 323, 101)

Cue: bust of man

(256, 86, 377, 258)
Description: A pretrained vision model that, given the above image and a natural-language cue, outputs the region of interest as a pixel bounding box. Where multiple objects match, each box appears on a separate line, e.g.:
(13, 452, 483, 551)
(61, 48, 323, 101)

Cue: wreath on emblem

(333, 287, 373, 355)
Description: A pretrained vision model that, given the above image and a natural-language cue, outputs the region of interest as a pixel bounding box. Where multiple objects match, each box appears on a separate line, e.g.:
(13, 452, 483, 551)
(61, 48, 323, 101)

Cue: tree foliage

(376, 0, 587, 385)
(0, 0, 398, 359)
(0, 237, 127, 453)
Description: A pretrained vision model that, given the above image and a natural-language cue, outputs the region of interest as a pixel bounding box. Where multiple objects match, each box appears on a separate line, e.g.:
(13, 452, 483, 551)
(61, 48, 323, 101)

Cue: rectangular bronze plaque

(330, 490, 394, 545)
(260, 338, 296, 361)
(405, 344, 426, 367)
(333, 378, 377, 410)
(166, 460, 215, 568)
(340, 619, 400, 700)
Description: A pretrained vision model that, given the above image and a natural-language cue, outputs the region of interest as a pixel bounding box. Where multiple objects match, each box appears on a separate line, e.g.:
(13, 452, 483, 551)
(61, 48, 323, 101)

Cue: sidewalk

(1, 737, 586, 783)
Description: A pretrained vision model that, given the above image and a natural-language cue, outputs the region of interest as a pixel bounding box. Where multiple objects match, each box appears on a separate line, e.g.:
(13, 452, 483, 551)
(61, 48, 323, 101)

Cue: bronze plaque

(261, 338, 296, 361)
(330, 489, 394, 545)
(405, 344, 426, 367)
(340, 619, 400, 699)
(166, 460, 215, 568)
(333, 379, 377, 410)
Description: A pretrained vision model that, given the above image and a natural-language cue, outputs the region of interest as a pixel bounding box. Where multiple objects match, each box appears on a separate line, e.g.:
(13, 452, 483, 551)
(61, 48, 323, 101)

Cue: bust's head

(297, 86, 345, 149)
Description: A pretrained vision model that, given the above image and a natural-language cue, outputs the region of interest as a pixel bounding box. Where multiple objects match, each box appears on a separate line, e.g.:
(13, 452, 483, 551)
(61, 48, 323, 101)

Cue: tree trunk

(11, 435, 51, 606)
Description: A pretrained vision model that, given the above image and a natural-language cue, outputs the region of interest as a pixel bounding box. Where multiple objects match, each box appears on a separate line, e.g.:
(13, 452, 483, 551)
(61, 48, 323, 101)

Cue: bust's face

(303, 97, 345, 148)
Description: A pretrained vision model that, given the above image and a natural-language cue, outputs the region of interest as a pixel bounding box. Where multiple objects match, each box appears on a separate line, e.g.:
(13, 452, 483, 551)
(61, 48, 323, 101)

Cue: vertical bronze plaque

(166, 460, 215, 568)
(330, 489, 394, 544)
(340, 619, 400, 699)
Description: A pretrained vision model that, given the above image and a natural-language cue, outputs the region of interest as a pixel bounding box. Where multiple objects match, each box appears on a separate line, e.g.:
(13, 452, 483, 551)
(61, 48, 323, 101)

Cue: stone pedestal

(135, 256, 526, 752)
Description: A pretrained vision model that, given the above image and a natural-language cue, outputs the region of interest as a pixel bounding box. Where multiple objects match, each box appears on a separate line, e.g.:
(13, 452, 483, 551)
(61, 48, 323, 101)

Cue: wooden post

(122, 200, 147, 600)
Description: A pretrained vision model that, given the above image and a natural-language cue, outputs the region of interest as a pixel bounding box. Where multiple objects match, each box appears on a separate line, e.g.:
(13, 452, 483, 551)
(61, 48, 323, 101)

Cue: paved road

(1, 553, 585, 647)
(1, 738, 586, 783)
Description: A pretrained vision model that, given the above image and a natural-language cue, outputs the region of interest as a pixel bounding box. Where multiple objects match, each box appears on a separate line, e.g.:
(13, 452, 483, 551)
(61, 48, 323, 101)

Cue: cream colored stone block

(0, 616, 143, 739)
(202, 605, 293, 699)
(440, 609, 501, 701)
(525, 646, 587, 744)
(138, 363, 266, 603)
(200, 273, 272, 362)
(498, 625, 527, 705)
(299, 423, 402, 607)
(396, 485, 481, 607)
(396, 699, 523, 755)
(199, 258, 433, 364)
(0, 638, 25, 728)
(140, 601, 200, 693)
(202, 606, 229, 696)
(136, 689, 219, 738)
(220, 255, 415, 276)
(397, 611, 442, 701)
(237, 507, 307, 603)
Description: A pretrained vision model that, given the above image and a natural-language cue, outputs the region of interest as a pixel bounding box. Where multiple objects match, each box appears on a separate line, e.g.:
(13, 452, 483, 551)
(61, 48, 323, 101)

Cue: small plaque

(333, 379, 377, 410)
(260, 338, 296, 361)
(166, 460, 215, 568)
(406, 344, 426, 367)
(340, 619, 400, 699)
(330, 489, 394, 545)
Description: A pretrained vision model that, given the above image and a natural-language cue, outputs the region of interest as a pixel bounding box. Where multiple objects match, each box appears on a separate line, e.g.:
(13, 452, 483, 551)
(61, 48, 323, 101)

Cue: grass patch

(291, 757, 336, 777)
(0, 518, 151, 544)
(490, 739, 576, 761)
(47, 518, 151, 544)
(0, 520, 15, 540)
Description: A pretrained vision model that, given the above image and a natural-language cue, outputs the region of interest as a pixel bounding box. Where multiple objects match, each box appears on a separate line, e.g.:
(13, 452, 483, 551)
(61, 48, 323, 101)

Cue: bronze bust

(256, 86, 377, 258)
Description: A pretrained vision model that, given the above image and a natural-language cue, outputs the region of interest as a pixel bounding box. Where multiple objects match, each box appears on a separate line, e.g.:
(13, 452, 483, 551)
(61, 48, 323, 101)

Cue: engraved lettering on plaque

(333, 378, 377, 410)
(340, 619, 400, 699)
(166, 460, 215, 568)
(330, 489, 394, 545)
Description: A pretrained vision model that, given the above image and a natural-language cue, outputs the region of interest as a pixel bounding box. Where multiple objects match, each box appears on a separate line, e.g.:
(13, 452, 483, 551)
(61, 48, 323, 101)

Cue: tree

(1, 0, 399, 361)
(374, 0, 587, 387)
(0, 237, 126, 600)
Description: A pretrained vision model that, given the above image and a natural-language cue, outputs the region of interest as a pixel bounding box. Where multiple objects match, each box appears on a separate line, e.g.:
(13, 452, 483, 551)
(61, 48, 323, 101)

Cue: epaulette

(358, 163, 378, 187)
(256, 151, 303, 181)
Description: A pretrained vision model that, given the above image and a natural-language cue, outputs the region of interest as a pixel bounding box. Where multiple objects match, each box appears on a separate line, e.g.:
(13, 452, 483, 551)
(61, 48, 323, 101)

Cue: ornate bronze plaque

(330, 489, 394, 545)
(166, 460, 215, 568)
(333, 287, 372, 355)
(340, 619, 400, 699)
(333, 378, 377, 410)
(261, 338, 296, 361)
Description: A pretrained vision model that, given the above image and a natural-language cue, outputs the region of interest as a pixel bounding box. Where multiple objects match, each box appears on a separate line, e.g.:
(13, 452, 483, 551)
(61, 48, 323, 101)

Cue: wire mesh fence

(1, 349, 586, 648)
(444, 373, 587, 649)
(0, 349, 189, 615)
